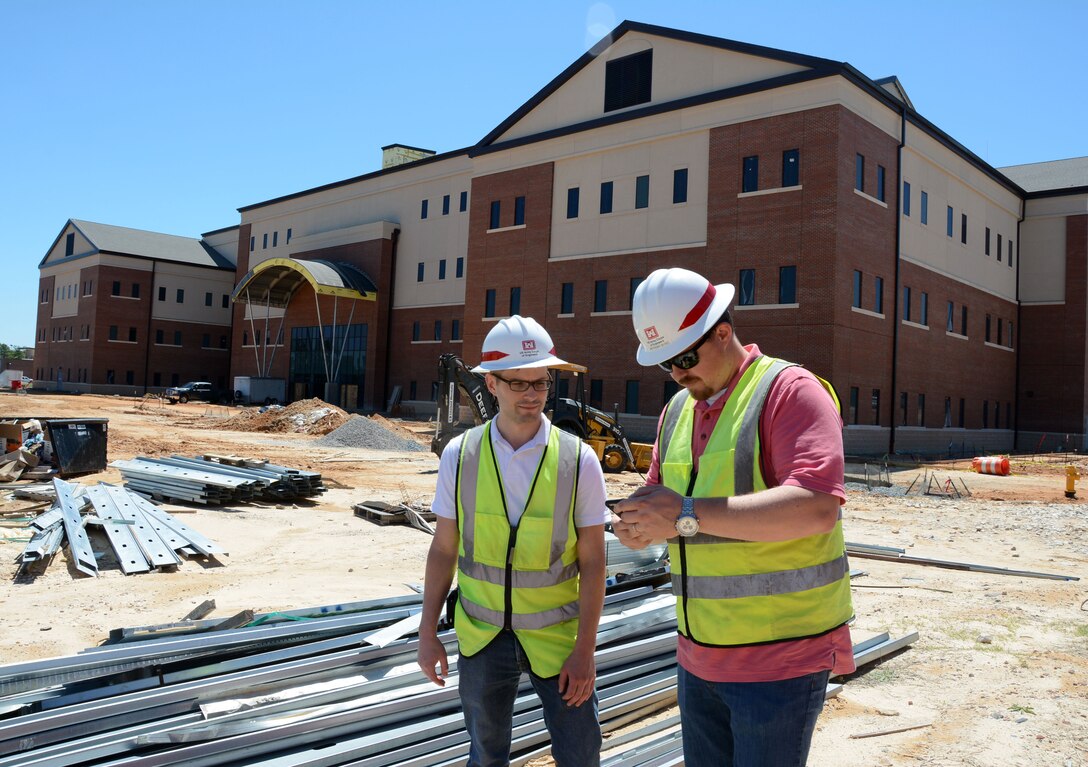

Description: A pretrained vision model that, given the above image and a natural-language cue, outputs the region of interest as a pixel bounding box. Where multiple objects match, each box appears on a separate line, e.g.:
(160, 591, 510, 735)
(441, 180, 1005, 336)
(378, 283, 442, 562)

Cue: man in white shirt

(418, 315, 608, 767)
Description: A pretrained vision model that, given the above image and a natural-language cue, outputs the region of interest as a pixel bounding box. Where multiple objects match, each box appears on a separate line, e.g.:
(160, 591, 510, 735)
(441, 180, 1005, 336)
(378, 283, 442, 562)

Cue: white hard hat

(472, 315, 570, 373)
(632, 268, 735, 367)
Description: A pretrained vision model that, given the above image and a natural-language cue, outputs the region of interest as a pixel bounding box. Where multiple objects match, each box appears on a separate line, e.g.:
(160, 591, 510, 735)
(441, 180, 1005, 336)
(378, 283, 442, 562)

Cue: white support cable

(245, 288, 261, 374)
(313, 294, 332, 384)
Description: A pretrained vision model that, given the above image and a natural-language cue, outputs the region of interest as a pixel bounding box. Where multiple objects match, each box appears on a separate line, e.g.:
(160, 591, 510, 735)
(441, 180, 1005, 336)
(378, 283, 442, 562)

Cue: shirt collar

(694, 344, 763, 412)
(489, 415, 550, 452)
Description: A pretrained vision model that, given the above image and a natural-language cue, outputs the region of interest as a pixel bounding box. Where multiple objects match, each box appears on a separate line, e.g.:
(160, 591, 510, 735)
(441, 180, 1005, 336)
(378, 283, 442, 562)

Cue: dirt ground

(1, 392, 1086, 766)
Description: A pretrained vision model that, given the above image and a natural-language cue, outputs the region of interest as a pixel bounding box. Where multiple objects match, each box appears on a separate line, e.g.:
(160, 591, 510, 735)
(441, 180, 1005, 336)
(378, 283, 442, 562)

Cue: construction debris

(219, 398, 350, 435)
(353, 499, 436, 533)
(846, 541, 1079, 581)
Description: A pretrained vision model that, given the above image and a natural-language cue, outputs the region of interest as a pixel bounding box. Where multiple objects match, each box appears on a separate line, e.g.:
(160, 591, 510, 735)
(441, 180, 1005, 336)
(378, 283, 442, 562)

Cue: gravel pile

(315, 415, 427, 452)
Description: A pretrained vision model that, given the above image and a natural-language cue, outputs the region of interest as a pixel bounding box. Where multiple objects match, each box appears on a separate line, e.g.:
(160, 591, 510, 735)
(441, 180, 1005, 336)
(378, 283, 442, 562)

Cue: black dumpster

(42, 418, 108, 476)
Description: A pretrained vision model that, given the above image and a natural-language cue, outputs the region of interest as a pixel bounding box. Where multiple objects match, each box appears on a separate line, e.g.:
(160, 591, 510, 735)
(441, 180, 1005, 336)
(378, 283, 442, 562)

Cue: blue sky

(4, 1, 1084, 348)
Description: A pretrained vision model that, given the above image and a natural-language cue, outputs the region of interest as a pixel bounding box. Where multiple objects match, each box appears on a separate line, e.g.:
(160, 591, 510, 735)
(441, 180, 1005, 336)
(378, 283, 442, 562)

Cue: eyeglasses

(492, 374, 553, 392)
(657, 325, 717, 372)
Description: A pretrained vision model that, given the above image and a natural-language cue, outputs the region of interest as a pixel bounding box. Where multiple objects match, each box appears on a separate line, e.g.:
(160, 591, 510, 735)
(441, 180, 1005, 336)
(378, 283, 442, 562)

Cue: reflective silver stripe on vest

(459, 596, 580, 630)
(458, 426, 487, 562)
(458, 557, 580, 587)
(733, 358, 795, 496)
(672, 553, 849, 599)
(657, 389, 689, 467)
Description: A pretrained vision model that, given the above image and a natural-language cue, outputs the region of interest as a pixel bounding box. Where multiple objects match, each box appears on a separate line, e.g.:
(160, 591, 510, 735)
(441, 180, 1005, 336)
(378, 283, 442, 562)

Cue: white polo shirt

(431, 415, 609, 528)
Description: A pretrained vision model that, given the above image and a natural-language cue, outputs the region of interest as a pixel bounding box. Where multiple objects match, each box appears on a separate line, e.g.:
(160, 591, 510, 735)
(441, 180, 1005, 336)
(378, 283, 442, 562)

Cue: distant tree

(0, 344, 24, 362)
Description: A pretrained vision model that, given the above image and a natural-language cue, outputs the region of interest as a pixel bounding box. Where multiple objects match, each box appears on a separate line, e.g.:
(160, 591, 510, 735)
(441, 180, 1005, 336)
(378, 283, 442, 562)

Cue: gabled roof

(999, 156, 1088, 195)
(873, 76, 914, 111)
(40, 219, 235, 270)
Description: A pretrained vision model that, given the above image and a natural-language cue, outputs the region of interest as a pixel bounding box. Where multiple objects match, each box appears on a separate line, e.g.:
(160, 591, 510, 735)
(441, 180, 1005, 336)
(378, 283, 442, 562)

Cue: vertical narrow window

(985, 314, 991, 342)
(943, 397, 952, 427)
(947, 301, 955, 332)
(489, 201, 501, 229)
(742, 156, 759, 193)
(995, 401, 1000, 429)
(1008, 240, 1014, 267)
(855, 154, 865, 192)
(156, 284, 165, 300)
(131, 283, 140, 298)
(600, 181, 613, 214)
(982, 401, 989, 428)
(852, 270, 862, 308)
(514, 196, 525, 225)
(456, 257, 464, 278)
(263, 233, 268, 249)
(417, 263, 425, 282)
(947, 206, 954, 237)
(176, 289, 184, 303)
(567, 187, 580, 219)
(442, 194, 450, 215)
(629, 277, 644, 310)
(903, 181, 911, 216)
(174, 330, 182, 346)
(624, 380, 640, 414)
(778, 266, 796, 304)
(739, 269, 756, 306)
(459, 191, 468, 212)
(985, 227, 991, 255)
(782, 149, 799, 187)
(877, 165, 886, 202)
(420, 199, 429, 219)
(409, 381, 417, 399)
(594, 280, 608, 312)
(509, 287, 520, 315)
(65, 232, 75, 256)
(997, 318, 1003, 345)
(921, 191, 929, 224)
(112, 281, 121, 296)
(900, 391, 908, 425)
(222, 295, 229, 309)
(272, 231, 278, 247)
(849, 387, 859, 425)
(412, 321, 420, 342)
(438, 259, 447, 280)
(452, 319, 461, 340)
(561, 282, 574, 314)
(958, 398, 965, 428)
(286, 228, 292, 243)
(920, 292, 928, 325)
(997, 233, 1003, 262)
(1006, 402, 1012, 427)
(128, 327, 137, 342)
(205, 292, 213, 307)
(918, 394, 926, 427)
(635, 175, 649, 209)
(672, 168, 688, 203)
(902, 286, 912, 321)
(202, 333, 210, 347)
(961, 306, 968, 336)
(434, 320, 442, 341)
(590, 379, 603, 409)
(485, 289, 496, 317)
(156, 329, 164, 344)
(961, 213, 968, 244)
(871, 389, 881, 426)
(874, 276, 884, 314)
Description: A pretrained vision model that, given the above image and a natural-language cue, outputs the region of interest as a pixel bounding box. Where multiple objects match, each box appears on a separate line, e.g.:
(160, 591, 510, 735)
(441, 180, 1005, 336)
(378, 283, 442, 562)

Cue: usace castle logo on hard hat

(643, 326, 666, 349)
(522, 340, 537, 351)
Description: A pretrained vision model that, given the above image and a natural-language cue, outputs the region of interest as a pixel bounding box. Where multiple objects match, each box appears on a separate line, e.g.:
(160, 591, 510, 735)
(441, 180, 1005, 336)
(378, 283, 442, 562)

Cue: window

(852, 270, 862, 308)
(174, 330, 182, 345)
(673, 168, 688, 203)
(153, 372, 161, 387)
(131, 283, 140, 298)
(947, 206, 954, 237)
(917, 394, 926, 427)
(782, 149, 799, 187)
(155, 329, 164, 344)
(514, 196, 525, 225)
(451, 319, 461, 340)
(874, 276, 884, 314)
(434, 320, 442, 341)
(205, 292, 213, 307)
(849, 387, 859, 425)
(1008, 240, 1014, 267)
(958, 398, 965, 428)
(459, 191, 468, 212)
(439, 259, 447, 280)
(903, 181, 911, 216)
(920, 292, 928, 325)
(417, 262, 425, 282)
(629, 277, 644, 310)
(250, 236, 255, 252)
(900, 391, 908, 425)
(1006, 402, 1012, 428)
(625, 380, 640, 414)
(635, 175, 649, 209)
(485, 289, 496, 317)
(961, 213, 968, 244)
(604, 48, 652, 112)
(509, 287, 520, 315)
(112, 281, 121, 296)
(109, 325, 118, 341)
(742, 156, 759, 193)
(985, 314, 991, 342)
(420, 199, 428, 219)
(176, 289, 184, 303)
(877, 165, 886, 202)
(65, 232, 75, 256)
(779, 266, 796, 304)
(220, 335, 227, 349)
(409, 381, 417, 399)
(1009, 321, 1014, 348)
(286, 228, 292, 243)
(567, 187, 580, 219)
(870, 389, 881, 426)
(263, 233, 268, 249)
(125, 370, 134, 386)
(202, 333, 211, 348)
(594, 280, 608, 312)
(739, 269, 755, 306)
(158, 286, 166, 301)
(985, 227, 991, 255)
(902, 286, 912, 321)
(590, 379, 604, 409)
(561, 282, 574, 314)
(243, 330, 248, 346)
(272, 231, 278, 247)
(456, 257, 464, 278)
(128, 327, 137, 342)
(489, 201, 501, 229)
(412, 321, 420, 342)
(921, 191, 928, 224)
(994, 401, 1000, 429)
(997, 318, 1003, 345)
(982, 401, 989, 429)
(600, 181, 614, 214)
(855, 154, 865, 192)
(222, 294, 229, 309)
(997, 233, 1003, 263)
(961, 305, 968, 336)
(442, 194, 450, 216)
(947, 301, 955, 332)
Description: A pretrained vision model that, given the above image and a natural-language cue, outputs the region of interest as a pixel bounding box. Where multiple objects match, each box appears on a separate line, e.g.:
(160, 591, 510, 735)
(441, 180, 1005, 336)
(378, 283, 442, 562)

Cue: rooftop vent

(381, 144, 436, 169)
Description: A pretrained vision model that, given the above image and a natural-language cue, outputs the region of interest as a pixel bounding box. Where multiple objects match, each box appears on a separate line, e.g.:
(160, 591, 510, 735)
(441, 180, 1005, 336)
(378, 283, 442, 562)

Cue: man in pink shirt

(612, 267, 854, 767)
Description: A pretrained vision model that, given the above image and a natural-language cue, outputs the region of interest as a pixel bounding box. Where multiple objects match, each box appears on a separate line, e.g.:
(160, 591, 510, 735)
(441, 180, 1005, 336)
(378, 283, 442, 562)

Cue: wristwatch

(675, 496, 699, 537)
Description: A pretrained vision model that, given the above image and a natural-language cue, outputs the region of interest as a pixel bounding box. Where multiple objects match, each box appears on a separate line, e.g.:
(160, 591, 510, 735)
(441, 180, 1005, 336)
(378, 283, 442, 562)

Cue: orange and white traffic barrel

(972, 456, 1010, 475)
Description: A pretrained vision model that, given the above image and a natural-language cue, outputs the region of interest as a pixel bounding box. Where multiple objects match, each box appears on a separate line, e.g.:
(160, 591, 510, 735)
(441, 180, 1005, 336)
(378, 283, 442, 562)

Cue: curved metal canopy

(231, 258, 377, 307)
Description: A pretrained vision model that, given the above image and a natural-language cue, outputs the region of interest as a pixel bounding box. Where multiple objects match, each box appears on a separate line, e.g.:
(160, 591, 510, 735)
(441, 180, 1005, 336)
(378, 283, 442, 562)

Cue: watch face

(676, 514, 699, 537)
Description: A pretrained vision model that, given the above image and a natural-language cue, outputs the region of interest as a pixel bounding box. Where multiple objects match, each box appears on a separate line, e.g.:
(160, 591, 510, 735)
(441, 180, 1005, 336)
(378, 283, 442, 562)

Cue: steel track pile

(110, 455, 326, 505)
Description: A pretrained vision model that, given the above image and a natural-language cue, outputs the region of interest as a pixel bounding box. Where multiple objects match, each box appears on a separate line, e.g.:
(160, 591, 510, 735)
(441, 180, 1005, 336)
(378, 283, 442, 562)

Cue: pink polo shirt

(647, 344, 855, 682)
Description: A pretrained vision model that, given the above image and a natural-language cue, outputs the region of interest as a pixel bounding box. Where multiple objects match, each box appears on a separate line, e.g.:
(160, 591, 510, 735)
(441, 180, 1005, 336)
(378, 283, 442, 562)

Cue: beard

(676, 374, 716, 401)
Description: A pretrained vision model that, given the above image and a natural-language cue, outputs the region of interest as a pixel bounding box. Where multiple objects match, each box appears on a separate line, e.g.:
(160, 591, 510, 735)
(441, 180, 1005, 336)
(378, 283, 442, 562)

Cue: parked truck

(0, 370, 26, 390)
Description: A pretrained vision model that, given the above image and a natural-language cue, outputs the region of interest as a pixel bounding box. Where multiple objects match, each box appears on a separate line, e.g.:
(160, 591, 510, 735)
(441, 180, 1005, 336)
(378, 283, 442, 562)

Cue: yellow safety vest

(454, 421, 583, 677)
(658, 355, 853, 646)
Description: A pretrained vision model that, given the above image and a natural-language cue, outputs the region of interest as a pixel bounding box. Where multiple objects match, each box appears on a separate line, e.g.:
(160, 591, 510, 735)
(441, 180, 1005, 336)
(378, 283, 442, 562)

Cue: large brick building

(34, 22, 1088, 455)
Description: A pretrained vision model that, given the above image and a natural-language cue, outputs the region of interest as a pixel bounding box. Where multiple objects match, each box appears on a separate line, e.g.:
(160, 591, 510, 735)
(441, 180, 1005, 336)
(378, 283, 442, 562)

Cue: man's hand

(417, 633, 449, 686)
(612, 485, 683, 543)
(558, 646, 596, 707)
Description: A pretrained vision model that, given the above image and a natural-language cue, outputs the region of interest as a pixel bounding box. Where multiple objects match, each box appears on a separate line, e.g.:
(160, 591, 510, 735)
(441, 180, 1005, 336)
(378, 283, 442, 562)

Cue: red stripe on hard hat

(677, 284, 716, 331)
(480, 350, 509, 361)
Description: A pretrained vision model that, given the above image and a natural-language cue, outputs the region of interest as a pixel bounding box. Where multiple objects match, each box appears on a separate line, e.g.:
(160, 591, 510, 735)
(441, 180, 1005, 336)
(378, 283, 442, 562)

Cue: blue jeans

(458, 630, 601, 767)
(678, 665, 829, 767)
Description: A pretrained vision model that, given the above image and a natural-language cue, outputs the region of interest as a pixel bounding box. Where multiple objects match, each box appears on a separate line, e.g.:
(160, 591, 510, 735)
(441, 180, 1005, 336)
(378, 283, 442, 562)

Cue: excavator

(430, 353, 653, 473)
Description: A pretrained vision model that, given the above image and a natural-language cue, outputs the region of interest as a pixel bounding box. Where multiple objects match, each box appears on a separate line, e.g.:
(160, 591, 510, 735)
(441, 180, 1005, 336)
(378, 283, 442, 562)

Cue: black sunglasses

(657, 324, 718, 372)
(492, 374, 553, 392)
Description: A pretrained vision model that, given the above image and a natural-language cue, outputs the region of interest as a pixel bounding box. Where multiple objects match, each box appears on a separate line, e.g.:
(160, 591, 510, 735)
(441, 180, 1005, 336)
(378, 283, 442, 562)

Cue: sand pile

(221, 398, 349, 435)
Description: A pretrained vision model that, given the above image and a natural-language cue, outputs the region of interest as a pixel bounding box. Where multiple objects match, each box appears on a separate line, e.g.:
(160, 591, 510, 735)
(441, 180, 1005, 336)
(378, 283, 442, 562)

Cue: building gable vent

(604, 49, 652, 113)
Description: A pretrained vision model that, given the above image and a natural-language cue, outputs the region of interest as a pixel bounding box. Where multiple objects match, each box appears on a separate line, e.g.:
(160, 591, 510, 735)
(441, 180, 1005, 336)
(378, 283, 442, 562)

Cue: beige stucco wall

(1019, 216, 1066, 304)
(149, 260, 236, 325)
